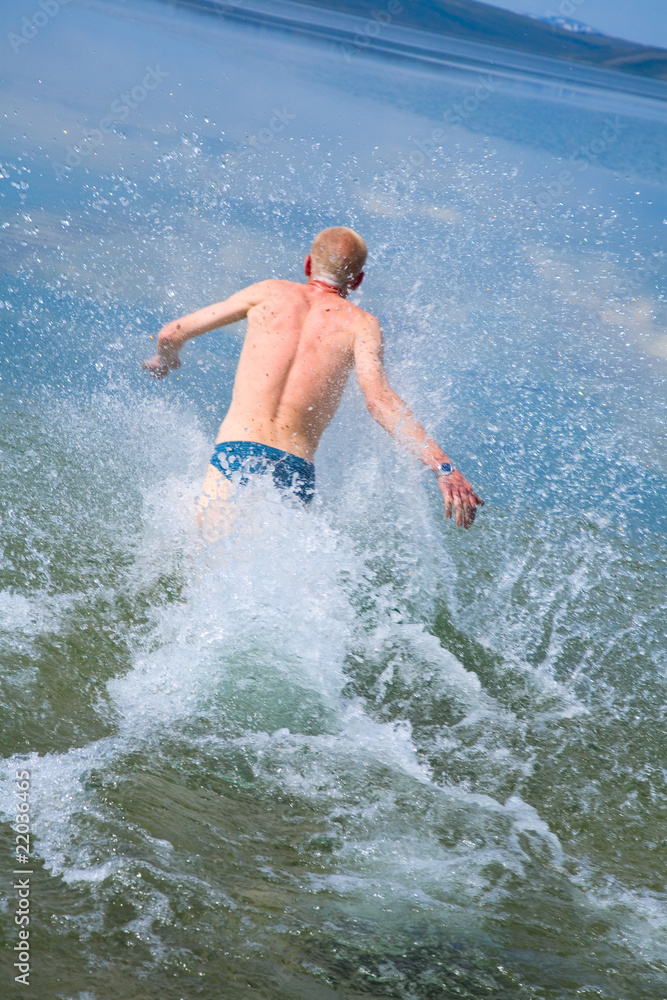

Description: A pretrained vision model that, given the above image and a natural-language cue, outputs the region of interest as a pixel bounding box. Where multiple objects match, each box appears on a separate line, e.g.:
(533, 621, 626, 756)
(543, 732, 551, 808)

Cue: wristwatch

(435, 461, 455, 478)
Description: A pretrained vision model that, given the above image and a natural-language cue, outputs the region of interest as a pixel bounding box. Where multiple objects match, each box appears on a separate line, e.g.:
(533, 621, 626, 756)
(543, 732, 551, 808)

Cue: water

(1, 1, 667, 997)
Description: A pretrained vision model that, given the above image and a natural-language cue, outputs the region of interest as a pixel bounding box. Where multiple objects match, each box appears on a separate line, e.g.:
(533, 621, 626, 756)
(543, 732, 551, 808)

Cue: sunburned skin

(143, 228, 483, 531)
(215, 280, 358, 461)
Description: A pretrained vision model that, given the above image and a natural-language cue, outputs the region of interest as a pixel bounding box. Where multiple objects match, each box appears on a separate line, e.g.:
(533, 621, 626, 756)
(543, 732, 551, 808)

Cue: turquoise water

(1, 1, 667, 997)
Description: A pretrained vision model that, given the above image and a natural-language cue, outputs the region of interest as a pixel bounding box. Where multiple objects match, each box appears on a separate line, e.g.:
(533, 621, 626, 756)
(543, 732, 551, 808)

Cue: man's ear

(350, 270, 364, 291)
(304, 255, 312, 277)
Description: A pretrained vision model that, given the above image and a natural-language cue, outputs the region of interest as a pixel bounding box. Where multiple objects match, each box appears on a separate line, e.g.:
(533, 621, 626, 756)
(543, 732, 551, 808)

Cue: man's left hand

(437, 470, 484, 529)
(142, 353, 181, 379)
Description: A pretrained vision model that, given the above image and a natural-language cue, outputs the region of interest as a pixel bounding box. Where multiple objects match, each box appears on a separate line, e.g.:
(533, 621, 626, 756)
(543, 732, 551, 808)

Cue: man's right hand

(437, 469, 484, 529)
(142, 353, 181, 379)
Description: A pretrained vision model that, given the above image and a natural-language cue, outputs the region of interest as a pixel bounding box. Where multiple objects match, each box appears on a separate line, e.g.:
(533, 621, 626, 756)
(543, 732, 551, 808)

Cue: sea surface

(1, 1, 666, 997)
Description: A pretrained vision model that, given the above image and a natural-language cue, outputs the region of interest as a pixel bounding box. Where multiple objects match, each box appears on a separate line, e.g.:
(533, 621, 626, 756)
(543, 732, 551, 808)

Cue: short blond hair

(310, 227, 367, 285)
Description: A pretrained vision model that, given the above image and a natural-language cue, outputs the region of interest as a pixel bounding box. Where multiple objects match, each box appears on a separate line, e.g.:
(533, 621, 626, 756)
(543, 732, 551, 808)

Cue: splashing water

(1, 0, 666, 997)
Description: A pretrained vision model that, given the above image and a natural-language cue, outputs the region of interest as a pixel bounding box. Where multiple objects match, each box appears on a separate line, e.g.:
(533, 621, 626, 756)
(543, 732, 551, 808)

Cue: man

(142, 227, 483, 529)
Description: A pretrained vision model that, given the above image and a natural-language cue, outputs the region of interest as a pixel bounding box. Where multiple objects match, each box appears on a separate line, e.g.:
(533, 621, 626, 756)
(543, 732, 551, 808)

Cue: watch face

(438, 462, 453, 475)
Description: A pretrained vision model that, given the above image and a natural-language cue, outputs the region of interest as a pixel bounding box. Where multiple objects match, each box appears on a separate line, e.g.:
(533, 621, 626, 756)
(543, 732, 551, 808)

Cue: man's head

(305, 226, 367, 292)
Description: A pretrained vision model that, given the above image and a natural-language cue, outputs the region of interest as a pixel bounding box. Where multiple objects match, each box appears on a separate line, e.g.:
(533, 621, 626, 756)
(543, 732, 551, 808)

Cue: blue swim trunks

(210, 441, 315, 505)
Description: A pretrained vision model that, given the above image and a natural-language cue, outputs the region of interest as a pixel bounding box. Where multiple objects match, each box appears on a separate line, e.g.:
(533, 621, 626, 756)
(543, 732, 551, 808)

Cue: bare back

(216, 280, 369, 461)
(145, 236, 483, 529)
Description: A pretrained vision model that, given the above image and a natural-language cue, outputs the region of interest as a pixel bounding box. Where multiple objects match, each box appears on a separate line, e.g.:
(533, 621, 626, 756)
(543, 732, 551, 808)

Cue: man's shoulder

(240, 277, 297, 297)
(262, 278, 301, 293)
(351, 301, 376, 319)
(347, 302, 380, 330)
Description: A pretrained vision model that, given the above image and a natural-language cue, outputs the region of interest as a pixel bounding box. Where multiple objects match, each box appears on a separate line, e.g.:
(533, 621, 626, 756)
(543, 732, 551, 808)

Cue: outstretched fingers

(453, 492, 464, 527)
(142, 358, 168, 378)
(455, 490, 477, 528)
(438, 477, 484, 529)
(141, 354, 181, 379)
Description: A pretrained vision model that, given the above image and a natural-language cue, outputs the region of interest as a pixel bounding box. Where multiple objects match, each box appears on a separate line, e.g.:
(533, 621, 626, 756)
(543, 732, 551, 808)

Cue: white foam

(1, 391, 664, 977)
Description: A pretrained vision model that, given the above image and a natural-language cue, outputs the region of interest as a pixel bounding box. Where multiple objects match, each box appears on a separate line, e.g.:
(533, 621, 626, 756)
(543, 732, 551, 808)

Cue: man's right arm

(354, 315, 483, 528)
(142, 281, 272, 378)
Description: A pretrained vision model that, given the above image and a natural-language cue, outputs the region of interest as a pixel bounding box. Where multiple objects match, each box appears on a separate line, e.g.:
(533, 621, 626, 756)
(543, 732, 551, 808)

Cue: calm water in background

(1, 1, 667, 997)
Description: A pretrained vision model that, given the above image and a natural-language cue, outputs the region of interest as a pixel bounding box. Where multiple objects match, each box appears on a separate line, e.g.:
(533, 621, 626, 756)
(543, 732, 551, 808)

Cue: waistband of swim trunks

(212, 440, 314, 472)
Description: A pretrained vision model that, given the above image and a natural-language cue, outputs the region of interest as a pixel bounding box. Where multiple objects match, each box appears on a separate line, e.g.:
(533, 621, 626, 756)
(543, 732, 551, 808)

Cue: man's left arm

(354, 316, 483, 528)
(142, 281, 271, 378)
